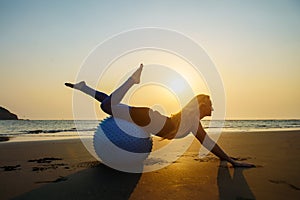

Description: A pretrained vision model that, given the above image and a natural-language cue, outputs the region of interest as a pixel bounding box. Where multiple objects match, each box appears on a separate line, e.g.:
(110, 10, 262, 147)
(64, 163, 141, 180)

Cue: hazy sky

(0, 0, 299, 119)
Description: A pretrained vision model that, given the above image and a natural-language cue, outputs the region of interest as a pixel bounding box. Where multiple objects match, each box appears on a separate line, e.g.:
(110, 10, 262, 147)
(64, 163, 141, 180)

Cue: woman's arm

(195, 122, 255, 167)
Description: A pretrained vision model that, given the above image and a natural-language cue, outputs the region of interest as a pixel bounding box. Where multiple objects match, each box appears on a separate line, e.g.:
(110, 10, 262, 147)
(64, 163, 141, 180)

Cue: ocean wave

(1, 120, 300, 139)
(22, 128, 96, 134)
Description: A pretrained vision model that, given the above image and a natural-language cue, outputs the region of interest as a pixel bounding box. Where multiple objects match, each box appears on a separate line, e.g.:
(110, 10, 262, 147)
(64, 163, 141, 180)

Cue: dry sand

(0, 131, 299, 200)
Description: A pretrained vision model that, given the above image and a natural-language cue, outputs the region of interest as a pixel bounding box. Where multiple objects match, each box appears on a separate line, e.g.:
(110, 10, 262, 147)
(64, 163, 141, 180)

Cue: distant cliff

(0, 107, 18, 120)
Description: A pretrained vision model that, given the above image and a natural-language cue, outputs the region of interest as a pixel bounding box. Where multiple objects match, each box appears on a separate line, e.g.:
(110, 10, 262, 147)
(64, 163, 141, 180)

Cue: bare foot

(130, 64, 143, 84)
(65, 81, 86, 90)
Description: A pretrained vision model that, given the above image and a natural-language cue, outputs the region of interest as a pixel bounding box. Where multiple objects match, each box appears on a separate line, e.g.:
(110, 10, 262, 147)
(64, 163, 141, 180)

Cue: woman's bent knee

(100, 98, 112, 115)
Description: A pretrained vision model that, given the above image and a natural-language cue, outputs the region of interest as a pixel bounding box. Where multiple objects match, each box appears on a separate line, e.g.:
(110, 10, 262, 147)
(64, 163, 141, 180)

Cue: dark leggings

(95, 91, 152, 127)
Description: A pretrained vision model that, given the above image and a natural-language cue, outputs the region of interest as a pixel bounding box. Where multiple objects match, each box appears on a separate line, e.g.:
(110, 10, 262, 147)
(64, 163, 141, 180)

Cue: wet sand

(0, 131, 299, 200)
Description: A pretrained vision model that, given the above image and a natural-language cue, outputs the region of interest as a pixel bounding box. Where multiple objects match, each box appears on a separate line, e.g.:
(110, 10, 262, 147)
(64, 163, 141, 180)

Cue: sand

(0, 131, 299, 200)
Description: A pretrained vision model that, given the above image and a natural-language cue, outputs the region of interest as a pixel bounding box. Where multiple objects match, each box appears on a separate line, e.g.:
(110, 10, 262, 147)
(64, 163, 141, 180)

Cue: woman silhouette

(65, 64, 255, 168)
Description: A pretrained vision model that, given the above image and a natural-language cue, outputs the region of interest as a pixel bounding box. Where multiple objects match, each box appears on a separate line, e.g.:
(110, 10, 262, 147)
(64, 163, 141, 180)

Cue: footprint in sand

(28, 157, 69, 172)
(28, 157, 63, 163)
(0, 164, 21, 171)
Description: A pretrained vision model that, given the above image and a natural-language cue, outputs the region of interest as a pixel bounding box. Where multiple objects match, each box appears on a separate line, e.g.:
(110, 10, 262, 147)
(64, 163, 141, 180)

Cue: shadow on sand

(217, 161, 256, 200)
(13, 163, 142, 200)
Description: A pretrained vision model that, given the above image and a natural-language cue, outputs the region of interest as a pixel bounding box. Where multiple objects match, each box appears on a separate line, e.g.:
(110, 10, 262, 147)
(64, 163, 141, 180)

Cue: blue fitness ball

(93, 117, 153, 170)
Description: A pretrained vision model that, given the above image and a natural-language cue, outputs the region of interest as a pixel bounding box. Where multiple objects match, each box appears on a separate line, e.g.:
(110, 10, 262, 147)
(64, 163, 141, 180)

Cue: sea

(0, 120, 300, 142)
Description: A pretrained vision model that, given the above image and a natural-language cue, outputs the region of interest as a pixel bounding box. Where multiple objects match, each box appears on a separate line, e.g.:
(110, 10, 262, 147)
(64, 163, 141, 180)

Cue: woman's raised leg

(65, 64, 144, 115)
(100, 64, 143, 114)
(65, 81, 109, 102)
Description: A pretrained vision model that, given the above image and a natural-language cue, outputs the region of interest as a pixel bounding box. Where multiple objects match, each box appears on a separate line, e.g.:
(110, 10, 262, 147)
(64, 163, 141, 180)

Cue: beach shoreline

(0, 130, 299, 199)
(1, 128, 300, 144)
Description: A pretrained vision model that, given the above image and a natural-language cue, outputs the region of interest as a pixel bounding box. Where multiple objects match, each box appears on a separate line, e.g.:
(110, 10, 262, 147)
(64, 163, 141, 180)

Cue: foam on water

(0, 120, 300, 142)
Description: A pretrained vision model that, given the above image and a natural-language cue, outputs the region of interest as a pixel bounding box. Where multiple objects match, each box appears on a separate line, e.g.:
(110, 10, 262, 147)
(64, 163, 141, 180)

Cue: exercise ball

(93, 117, 152, 171)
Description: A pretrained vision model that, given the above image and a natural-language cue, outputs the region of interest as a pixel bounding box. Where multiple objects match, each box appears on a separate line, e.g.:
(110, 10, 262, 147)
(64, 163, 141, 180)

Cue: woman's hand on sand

(228, 156, 255, 168)
(232, 161, 256, 168)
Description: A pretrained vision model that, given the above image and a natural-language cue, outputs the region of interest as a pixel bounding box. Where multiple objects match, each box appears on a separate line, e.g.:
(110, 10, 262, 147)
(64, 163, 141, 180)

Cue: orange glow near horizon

(1, 1, 299, 120)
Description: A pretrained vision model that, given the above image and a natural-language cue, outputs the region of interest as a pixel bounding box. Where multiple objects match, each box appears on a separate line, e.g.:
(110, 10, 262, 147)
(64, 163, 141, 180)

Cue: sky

(0, 0, 299, 120)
